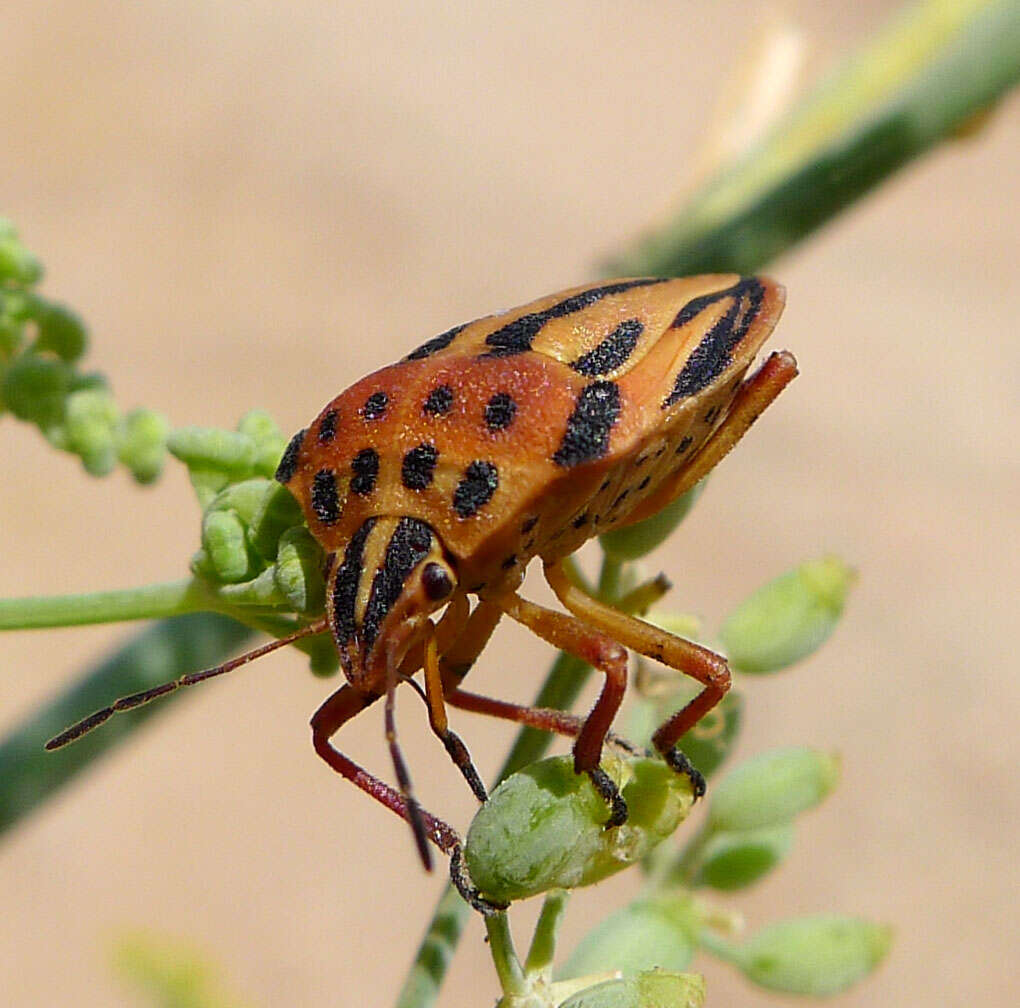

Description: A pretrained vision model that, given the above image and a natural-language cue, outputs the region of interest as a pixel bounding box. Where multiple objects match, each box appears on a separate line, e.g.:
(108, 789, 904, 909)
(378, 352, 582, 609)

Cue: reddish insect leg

(545, 562, 732, 793)
(487, 588, 630, 826)
(309, 683, 504, 914)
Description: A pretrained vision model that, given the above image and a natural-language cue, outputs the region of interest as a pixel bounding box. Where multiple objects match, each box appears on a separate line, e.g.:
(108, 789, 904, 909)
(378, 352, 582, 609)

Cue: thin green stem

(485, 913, 526, 998)
(524, 891, 569, 978)
(0, 578, 214, 630)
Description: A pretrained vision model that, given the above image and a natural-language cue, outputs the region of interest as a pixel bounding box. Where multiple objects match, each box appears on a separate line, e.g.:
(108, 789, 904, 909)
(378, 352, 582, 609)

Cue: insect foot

(662, 747, 707, 800)
(449, 845, 508, 917)
(586, 766, 629, 829)
(463, 754, 695, 906)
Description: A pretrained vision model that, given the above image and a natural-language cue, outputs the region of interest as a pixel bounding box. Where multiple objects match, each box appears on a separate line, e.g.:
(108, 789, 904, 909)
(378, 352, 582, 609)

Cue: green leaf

(728, 915, 892, 996)
(708, 746, 839, 832)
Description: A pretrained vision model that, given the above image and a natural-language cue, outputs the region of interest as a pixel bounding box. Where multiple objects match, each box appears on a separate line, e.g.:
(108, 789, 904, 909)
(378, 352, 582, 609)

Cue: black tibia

(663, 746, 707, 800)
(586, 766, 629, 829)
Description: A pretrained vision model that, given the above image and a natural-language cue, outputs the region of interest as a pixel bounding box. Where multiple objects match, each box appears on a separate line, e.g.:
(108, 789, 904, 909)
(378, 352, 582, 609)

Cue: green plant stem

(608, 0, 1020, 277)
(0, 579, 213, 629)
(485, 914, 526, 998)
(524, 891, 569, 977)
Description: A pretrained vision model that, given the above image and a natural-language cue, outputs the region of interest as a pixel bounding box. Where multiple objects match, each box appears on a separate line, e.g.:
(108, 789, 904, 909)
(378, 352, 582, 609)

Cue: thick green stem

(524, 891, 569, 977)
(485, 913, 526, 998)
(0, 578, 213, 629)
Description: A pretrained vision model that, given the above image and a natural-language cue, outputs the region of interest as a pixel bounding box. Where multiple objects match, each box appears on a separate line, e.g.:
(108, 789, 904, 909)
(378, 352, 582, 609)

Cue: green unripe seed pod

(600, 482, 705, 561)
(730, 915, 892, 995)
(465, 755, 694, 904)
(201, 509, 255, 584)
(237, 409, 288, 477)
(168, 427, 257, 478)
(116, 409, 169, 484)
(689, 823, 793, 890)
(1, 354, 71, 426)
(559, 895, 698, 981)
(719, 556, 855, 674)
(559, 969, 705, 1008)
(274, 527, 325, 614)
(708, 746, 839, 833)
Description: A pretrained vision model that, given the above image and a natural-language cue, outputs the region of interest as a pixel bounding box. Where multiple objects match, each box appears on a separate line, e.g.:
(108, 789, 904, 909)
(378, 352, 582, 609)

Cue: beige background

(2, 2, 1017, 1006)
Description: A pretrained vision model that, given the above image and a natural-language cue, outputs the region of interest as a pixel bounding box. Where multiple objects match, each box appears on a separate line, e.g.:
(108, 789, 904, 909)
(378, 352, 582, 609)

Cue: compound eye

(422, 561, 454, 602)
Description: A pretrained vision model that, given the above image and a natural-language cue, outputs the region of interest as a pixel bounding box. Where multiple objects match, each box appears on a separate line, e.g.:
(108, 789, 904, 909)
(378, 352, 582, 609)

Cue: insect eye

(422, 562, 454, 602)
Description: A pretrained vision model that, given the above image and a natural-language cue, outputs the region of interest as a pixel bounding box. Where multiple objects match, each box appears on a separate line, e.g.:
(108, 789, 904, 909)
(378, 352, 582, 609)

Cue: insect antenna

(384, 647, 433, 871)
(45, 618, 328, 751)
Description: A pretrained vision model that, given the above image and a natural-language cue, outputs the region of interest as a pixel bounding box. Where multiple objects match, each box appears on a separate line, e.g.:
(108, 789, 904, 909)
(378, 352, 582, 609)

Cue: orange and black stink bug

(49, 275, 796, 910)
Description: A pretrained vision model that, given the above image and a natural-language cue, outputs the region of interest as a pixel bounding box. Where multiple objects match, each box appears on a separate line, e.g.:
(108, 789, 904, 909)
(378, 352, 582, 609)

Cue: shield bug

(48, 275, 797, 911)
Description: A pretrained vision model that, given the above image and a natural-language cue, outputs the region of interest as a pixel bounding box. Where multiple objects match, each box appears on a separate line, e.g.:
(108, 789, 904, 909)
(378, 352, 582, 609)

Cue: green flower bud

(201, 509, 255, 584)
(728, 915, 891, 995)
(464, 755, 694, 904)
(0, 231, 43, 285)
(33, 301, 88, 362)
(689, 824, 793, 890)
(65, 389, 120, 476)
(1, 354, 70, 426)
(719, 556, 855, 674)
(237, 410, 287, 477)
(167, 427, 257, 478)
(708, 747, 839, 833)
(216, 566, 287, 608)
(559, 895, 698, 981)
(206, 479, 275, 530)
(249, 483, 305, 561)
(274, 527, 325, 614)
(116, 409, 169, 484)
(559, 969, 705, 1008)
(599, 482, 705, 562)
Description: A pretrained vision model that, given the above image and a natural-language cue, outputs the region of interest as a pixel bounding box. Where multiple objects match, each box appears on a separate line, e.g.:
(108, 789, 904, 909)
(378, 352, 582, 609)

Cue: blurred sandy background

(2, 2, 1017, 1006)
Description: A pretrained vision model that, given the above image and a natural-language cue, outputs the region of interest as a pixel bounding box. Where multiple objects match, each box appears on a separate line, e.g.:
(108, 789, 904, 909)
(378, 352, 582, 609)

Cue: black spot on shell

(362, 517, 434, 648)
(484, 279, 667, 358)
(484, 392, 517, 431)
(572, 512, 589, 529)
(612, 490, 630, 510)
(704, 404, 721, 425)
(402, 443, 439, 491)
(552, 381, 621, 468)
(675, 435, 694, 456)
(275, 428, 305, 483)
(570, 319, 643, 376)
(453, 461, 499, 518)
(664, 278, 764, 407)
(501, 554, 517, 570)
(404, 322, 467, 361)
(317, 410, 338, 444)
(423, 385, 454, 416)
(361, 391, 388, 420)
(599, 478, 612, 491)
(311, 468, 341, 525)
(524, 537, 535, 550)
(638, 476, 651, 491)
(331, 518, 376, 646)
(521, 516, 539, 534)
(350, 448, 379, 495)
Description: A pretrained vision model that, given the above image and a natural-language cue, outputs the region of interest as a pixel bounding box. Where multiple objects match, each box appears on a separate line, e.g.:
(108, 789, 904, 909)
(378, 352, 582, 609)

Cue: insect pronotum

(49, 274, 797, 912)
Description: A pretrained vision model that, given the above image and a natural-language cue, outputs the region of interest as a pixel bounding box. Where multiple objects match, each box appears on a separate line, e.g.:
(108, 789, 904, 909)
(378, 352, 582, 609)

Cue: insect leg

(486, 588, 630, 827)
(420, 620, 488, 803)
(545, 562, 734, 796)
(309, 683, 504, 914)
(620, 350, 798, 528)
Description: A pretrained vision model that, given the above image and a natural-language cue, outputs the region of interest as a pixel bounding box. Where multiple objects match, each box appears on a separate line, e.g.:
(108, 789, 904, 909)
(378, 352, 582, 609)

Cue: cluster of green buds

(459, 508, 888, 1004)
(0, 220, 168, 481)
